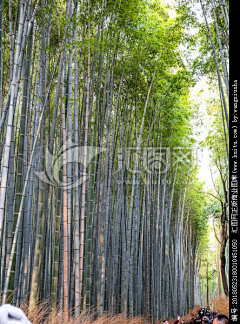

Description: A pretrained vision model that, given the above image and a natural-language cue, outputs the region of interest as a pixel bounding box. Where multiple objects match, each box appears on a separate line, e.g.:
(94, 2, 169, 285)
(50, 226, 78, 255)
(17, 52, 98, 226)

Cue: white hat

(0, 304, 32, 324)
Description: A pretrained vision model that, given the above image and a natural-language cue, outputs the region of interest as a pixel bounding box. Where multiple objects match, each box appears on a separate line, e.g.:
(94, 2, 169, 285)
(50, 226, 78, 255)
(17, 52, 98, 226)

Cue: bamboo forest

(0, 0, 230, 323)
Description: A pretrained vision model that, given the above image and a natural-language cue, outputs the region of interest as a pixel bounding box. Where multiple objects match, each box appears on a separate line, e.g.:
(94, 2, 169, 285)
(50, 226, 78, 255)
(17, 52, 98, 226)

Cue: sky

(163, 0, 218, 190)
(189, 76, 215, 190)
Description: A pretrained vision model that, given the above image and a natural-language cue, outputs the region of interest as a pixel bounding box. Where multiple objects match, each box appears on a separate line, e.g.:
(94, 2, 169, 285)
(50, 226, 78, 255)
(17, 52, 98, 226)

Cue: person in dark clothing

(199, 308, 205, 319)
(193, 315, 202, 324)
(206, 307, 212, 319)
(173, 315, 181, 324)
(202, 316, 210, 323)
(172, 314, 186, 324)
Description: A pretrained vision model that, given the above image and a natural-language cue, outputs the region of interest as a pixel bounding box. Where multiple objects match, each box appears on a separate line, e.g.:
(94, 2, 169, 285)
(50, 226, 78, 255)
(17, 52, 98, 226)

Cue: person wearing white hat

(0, 304, 32, 324)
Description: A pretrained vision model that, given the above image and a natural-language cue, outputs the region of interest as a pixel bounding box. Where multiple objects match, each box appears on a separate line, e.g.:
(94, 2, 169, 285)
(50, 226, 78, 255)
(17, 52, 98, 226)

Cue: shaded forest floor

(17, 296, 229, 324)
